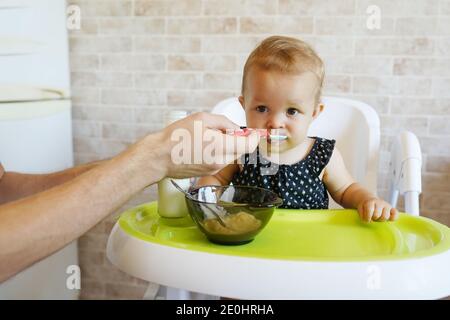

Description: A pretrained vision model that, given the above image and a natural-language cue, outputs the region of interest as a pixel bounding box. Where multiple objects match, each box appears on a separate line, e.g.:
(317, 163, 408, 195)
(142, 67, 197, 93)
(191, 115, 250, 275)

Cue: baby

(198, 35, 398, 223)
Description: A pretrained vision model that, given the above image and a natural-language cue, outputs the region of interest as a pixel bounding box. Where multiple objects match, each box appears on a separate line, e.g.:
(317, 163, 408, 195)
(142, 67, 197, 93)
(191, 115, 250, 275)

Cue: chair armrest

(388, 131, 422, 216)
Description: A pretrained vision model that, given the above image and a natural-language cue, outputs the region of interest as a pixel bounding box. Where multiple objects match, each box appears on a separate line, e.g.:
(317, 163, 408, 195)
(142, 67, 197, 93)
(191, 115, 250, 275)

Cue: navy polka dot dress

(231, 137, 336, 209)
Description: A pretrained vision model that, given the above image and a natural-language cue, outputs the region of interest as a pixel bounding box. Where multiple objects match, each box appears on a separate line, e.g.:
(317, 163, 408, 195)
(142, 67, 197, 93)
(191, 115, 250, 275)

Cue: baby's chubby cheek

(287, 125, 309, 145)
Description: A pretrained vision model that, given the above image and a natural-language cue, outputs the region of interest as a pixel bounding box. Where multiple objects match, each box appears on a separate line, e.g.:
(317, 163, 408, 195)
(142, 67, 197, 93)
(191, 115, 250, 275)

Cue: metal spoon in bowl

(170, 180, 227, 227)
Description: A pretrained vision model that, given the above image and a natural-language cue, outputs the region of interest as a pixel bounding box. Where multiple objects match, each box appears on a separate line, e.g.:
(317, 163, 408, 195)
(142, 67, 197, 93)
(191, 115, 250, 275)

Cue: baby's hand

(357, 198, 399, 223)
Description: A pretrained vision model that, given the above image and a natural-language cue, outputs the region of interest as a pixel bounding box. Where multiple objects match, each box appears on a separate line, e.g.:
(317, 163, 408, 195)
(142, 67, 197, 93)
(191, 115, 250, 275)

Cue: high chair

(107, 97, 450, 300)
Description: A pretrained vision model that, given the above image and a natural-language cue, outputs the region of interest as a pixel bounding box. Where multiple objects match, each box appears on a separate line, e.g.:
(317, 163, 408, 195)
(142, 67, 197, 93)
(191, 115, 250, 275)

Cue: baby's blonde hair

(241, 35, 325, 105)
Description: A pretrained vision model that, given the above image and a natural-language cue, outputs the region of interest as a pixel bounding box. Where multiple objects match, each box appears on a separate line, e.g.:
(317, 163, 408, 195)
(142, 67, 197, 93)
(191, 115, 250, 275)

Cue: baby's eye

(287, 108, 300, 116)
(256, 105, 268, 113)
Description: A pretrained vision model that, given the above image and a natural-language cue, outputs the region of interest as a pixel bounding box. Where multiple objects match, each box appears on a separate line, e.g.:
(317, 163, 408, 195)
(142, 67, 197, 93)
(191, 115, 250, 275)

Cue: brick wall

(68, 0, 450, 299)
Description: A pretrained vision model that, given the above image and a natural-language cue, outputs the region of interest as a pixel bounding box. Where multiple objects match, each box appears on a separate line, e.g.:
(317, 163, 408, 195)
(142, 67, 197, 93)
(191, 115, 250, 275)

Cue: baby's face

(240, 67, 322, 153)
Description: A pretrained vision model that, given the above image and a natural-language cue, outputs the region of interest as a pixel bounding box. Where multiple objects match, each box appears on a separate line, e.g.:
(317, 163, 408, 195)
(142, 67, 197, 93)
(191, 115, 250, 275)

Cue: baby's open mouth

(267, 136, 287, 144)
(267, 130, 288, 143)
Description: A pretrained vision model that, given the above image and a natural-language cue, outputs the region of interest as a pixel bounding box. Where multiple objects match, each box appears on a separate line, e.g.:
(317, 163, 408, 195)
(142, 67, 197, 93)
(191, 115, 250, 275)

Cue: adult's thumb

(229, 131, 260, 157)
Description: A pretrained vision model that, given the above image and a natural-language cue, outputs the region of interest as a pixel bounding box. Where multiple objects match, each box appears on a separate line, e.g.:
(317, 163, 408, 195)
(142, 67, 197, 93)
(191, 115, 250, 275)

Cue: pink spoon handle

(231, 128, 268, 137)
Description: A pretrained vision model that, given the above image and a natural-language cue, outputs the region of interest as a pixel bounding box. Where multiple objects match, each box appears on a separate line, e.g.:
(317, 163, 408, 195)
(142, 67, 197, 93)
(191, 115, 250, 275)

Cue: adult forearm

(45, 160, 106, 187)
(0, 133, 167, 282)
(0, 161, 104, 205)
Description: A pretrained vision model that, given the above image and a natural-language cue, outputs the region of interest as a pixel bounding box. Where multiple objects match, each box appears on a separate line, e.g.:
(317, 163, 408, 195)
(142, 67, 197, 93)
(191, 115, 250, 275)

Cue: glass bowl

(185, 185, 283, 245)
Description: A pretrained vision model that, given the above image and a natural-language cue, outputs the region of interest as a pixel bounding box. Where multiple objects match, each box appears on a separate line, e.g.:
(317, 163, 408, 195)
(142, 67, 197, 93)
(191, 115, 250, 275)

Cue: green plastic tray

(118, 202, 450, 262)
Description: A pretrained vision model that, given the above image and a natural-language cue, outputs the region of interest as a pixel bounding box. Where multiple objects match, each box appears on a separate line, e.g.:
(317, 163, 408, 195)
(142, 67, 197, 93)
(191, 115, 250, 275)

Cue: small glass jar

(157, 110, 190, 219)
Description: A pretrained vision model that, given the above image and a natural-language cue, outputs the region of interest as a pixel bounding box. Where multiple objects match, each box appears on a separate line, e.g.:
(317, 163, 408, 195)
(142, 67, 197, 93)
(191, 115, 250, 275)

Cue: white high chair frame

(139, 96, 425, 300)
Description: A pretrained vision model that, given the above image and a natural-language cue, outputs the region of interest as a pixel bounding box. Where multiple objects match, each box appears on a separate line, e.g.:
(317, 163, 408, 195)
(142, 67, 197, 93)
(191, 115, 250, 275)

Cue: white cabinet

(0, 0, 78, 299)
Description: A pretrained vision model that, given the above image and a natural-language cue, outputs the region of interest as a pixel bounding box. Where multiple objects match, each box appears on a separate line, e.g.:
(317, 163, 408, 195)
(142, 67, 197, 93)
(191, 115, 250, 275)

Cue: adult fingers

(199, 113, 241, 132)
(223, 130, 261, 157)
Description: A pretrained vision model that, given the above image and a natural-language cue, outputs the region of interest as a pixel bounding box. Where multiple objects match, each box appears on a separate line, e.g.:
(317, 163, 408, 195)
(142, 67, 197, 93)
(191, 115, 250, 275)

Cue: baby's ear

(238, 96, 245, 109)
(312, 103, 324, 119)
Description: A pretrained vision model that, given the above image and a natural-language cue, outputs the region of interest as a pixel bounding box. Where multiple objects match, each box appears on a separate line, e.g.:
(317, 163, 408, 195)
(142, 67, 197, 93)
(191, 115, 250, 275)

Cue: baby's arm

(323, 148, 398, 223)
(196, 164, 239, 187)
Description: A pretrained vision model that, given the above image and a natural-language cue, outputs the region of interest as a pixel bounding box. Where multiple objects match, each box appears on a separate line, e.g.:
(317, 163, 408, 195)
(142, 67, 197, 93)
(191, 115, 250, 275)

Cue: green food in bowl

(185, 185, 283, 245)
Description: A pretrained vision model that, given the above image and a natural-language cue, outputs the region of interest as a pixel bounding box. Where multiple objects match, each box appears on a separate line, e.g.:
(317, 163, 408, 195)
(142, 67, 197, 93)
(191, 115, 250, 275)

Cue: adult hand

(153, 112, 261, 179)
